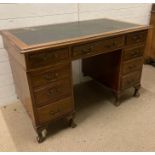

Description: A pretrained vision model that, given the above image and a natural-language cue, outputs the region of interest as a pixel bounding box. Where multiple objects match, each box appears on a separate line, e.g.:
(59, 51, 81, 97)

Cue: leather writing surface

(9, 18, 140, 46)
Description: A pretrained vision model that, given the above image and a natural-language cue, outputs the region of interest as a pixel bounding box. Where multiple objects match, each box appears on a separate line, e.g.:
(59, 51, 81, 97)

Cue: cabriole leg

(36, 127, 47, 143)
(65, 113, 77, 128)
(134, 85, 140, 97)
(114, 92, 122, 107)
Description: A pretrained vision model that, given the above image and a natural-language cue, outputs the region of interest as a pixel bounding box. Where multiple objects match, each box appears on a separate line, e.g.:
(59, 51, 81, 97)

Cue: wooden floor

(0, 64, 155, 151)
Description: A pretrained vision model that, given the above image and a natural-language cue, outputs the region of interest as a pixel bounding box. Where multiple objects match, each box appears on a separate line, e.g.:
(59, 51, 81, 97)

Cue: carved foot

(36, 128, 47, 143)
(65, 114, 77, 128)
(133, 85, 140, 98)
(133, 88, 140, 97)
(113, 93, 121, 107)
(69, 119, 77, 128)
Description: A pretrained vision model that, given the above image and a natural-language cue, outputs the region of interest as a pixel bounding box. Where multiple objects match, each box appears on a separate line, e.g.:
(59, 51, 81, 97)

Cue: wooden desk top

(1, 18, 149, 52)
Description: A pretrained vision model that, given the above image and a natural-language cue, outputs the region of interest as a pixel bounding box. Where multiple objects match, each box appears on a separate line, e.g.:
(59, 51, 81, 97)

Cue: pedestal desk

(0, 18, 149, 142)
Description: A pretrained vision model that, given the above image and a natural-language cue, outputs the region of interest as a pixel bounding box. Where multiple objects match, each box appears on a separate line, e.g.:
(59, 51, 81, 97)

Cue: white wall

(0, 3, 152, 106)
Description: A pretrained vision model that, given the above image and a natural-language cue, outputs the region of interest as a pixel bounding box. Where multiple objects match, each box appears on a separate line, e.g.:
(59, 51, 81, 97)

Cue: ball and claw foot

(36, 128, 47, 143)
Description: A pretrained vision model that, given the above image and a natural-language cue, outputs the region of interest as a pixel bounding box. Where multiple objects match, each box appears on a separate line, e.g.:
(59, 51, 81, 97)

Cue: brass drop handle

(105, 42, 114, 48)
(49, 110, 59, 116)
(128, 65, 135, 70)
(133, 35, 141, 42)
(48, 89, 54, 95)
(42, 54, 48, 61)
(44, 73, 59, 81)
(53, 53, 58, 58)
(82, 46, 93, 54)
(48, 87, 60, 96)
(44, 74, 52, 80)
(131, 52, 138, 57)
(113, 41, 117, 46)
(127, 80, 133, 85)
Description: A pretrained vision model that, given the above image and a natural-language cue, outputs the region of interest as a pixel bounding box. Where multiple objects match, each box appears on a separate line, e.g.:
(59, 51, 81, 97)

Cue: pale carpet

(0, 64, 155, 152)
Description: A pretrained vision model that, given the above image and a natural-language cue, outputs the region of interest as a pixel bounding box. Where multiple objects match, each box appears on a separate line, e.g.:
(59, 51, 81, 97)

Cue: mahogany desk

(0, 18, 149, 143)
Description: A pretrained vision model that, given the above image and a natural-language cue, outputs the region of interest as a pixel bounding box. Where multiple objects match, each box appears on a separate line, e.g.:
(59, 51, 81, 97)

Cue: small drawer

(30, 63, 71, 88)
(72, 42, 94, 58)
(37, 97, 73, 124)
(97, 36, 125, 52)
(121, 71, 141, 90)
(72, 36, 125, 59)
(27, 48, 69, 69)
(126, 31, 147, 45)
(34, 78, 71, 107)
(123, 46, 144, 61)
(122, 58, 143, 75)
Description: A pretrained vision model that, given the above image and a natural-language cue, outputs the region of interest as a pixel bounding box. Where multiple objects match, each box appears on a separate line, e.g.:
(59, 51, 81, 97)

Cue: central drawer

(72, 36, 125, 59)
(33, 78, 71, 107)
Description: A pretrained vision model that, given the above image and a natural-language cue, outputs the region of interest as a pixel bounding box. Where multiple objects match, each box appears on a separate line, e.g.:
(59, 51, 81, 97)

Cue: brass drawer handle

(127, 80, 133, 85)
(48, 89, 54, 95)
(48, 88, 57, 96)
(131, 52, 139, 57)
(128, 64, 136, 70)
(44, 73, 59, 81)
(82, 47, 92, 54)
(52, 53, 58, 58)
(49, 110, 59, 116)
(47, 88, 58, 96)
(105, 44, 112, 48)
(42, 54, 48, 61)
(132, 35, 141, 42)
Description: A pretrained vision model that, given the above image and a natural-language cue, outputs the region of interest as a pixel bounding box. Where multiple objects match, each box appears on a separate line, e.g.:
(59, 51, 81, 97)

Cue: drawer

(121, 71, 141, 90)
(95, 36, 125, 53)
(123, 46, 144, 61)
(37, 97, 73, 124)
(122, 58, 143, 75)
(27, 48, 69, 69)
(30, 63, 71, 88)
(34, 78, 71, 107)
(126, 31, 147, 45)
(72, 42, 94, 58)
(72, 36, 125, 59)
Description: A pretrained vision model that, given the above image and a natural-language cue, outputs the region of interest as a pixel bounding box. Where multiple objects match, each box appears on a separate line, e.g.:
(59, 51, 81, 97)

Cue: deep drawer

(126, 31, 147, 45)
(27, 48, 69, 69)
(30, 63, 71, 88)
(122, 58, 143, 75)
(123, 46, 144, 61)
(121, 71, 141, 90)
(34, 78, 71, 107)
(37, 97, 73, 124)
(72, 36, 125, 59)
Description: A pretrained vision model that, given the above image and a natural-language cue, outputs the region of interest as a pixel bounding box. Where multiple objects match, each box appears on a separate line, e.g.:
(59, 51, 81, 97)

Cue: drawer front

(95, 36, 125, 53)
(121, 71, 141, 90)
(37, 97, 73, 124)
(126, 31, 147, 45)
(28, 48, 69, 69)
(34, 78, 71, 107)
(30, 63, 71, 88)
(122, 58, 143, 75)
(123, 46, 144, 61)
(72, 36, 125, 59)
